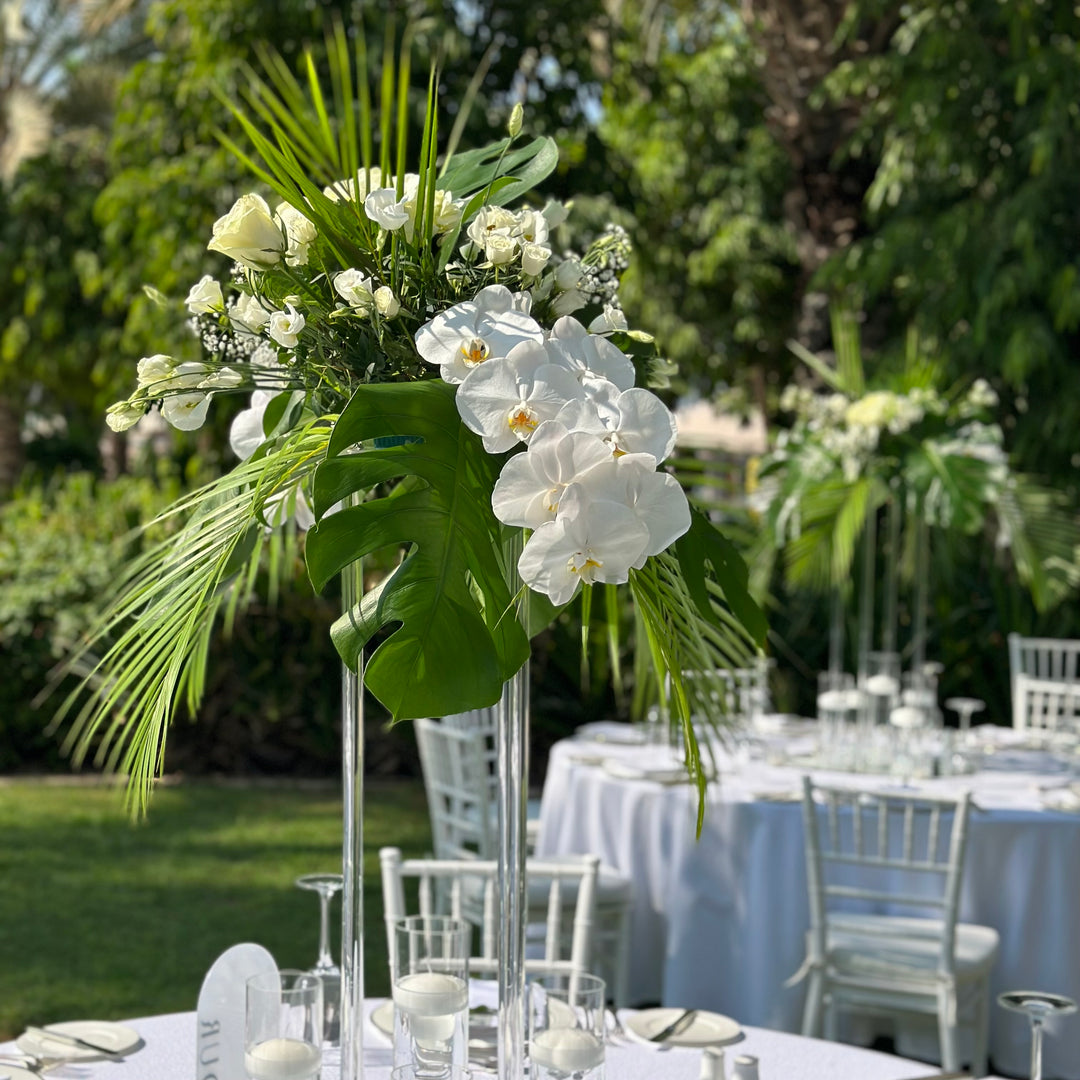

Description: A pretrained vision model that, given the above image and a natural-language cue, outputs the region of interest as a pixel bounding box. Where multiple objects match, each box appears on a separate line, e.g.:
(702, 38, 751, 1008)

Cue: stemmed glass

(295, 872, 343, 1044)
(998, 990, 1077, 1080)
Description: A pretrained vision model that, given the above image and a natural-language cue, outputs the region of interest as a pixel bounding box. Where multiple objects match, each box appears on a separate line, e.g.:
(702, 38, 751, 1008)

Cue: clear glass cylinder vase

(339, 555, 365, 1080)
(495, 532, 530, 1080)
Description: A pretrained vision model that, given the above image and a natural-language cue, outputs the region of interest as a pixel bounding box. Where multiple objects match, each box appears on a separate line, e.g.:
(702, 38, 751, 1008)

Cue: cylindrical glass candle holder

(391, 915, 471, 1077)
(528, 973, 606, 1080)
(244, 970, 324, 1080)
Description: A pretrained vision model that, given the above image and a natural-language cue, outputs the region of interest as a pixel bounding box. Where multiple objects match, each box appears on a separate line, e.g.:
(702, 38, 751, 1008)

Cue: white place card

(196, 943, 278, 1080)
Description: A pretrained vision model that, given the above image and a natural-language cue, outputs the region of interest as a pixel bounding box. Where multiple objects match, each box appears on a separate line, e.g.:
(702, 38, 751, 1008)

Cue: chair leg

(937, 984, 960, 1073)
(611, 904, 632, 1008)
(971, 979, 991, 1078)
(801, 969, 824, 1038)
(823, 992, 839, 1043)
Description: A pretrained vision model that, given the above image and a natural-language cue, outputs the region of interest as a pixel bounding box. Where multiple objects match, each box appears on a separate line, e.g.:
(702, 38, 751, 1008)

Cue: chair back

(415, 717, 495, 860)
(1008, 633, 1080, 691)
(1012, 673, 1080, 732)
(800, 777, 971, 978)
(379, 846, 599, 979)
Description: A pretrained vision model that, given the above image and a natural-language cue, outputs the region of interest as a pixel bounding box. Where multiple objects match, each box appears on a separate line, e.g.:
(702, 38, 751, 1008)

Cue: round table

(537, 721, 1080, 1079)
(0, 1005, 971, 1079)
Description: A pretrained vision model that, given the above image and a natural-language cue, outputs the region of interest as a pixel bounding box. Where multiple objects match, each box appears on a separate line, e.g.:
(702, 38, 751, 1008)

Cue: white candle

(866, 674, 899, 697)
(243, 1037, 321, 1080)
(530, 1027, 604, 1072)
(393, 971, 468, 1046)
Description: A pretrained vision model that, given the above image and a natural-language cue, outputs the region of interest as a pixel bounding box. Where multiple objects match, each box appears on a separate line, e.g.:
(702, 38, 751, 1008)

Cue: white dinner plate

(17, 1020, 143, 1061)
(624, 1008, 741, 1048)
(575, 723, 645, 746)
(602, 760, 687, 784)
(0, 1063, 41, 1079)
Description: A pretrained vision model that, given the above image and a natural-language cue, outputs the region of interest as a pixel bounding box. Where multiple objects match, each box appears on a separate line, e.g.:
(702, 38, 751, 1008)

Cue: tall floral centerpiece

(750, 311, 1078, 682)
(59, 27, 765, 1080)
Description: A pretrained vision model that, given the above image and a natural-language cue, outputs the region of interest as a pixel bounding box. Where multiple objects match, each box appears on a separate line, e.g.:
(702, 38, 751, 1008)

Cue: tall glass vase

(339, 555, 365, 1080)
(495, 533, 529, 1080)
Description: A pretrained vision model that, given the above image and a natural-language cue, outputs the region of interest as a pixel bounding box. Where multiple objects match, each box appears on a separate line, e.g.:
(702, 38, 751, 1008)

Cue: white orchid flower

(517, 484, 650, 605)
(268, 304, 305, 348)
(185, 275, 224, 314)
(161, 392, 211, 431)
(557, 385, 678, 463)
(414, 284, 544, 384)
(575, 453, 691, 568)
(364, 187, 410, 231)
(544, 316, 635, 392)
(334, 269, 377, 312)
(455, 340, 585, 453)
(491, 420, 612, 529)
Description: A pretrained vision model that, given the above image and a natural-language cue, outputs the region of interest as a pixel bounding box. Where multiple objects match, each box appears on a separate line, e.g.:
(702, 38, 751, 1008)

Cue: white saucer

(624, 1008, 741, 1048)
(17, 1020, 142, 1061)
(371, 1000, 394, 1037)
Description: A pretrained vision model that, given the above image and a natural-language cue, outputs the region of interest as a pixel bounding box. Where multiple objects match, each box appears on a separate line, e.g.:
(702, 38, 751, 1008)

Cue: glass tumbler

(244, 970, 323, 1080)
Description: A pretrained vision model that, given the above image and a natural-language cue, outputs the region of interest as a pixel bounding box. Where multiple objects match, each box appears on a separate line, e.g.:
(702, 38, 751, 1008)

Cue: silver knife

(24, 1026, 126, 1061)
(647, 1008, 698, 1042)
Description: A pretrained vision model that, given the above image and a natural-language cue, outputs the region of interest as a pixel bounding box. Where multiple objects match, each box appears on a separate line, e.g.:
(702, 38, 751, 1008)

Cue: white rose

(185, 275, 224, 314)
(275, 202, 317, 266)
(485, 233, 519, 265)
(374, 286, 400, 319)
(136, 353, 174, 390)
(207, 193, 285, 269)
(520, 242, 552, 277)
(267, 304, 306, 348)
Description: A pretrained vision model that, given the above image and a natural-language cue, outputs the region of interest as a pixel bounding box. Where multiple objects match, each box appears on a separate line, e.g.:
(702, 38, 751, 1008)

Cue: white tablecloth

(537, 723, 1080, 1079)
(0, 1005, 973, 1079)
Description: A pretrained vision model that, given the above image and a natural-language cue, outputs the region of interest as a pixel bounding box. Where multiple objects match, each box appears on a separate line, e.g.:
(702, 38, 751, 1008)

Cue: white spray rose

(334, 269, 376, 313)
(275, 202, 317, 266)
(267, 304, 306, 348)
(374, 286, 400, 319)
(185, 275, 224, 314)
(520, 242, 552, 277)
(229, 292, 271, 335)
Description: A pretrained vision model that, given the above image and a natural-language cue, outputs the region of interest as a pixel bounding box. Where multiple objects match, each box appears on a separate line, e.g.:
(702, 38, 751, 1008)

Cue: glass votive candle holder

(391, 915, 471, 1076)
(244, 970, 323, 1080)
(528, 972, 606, 1080)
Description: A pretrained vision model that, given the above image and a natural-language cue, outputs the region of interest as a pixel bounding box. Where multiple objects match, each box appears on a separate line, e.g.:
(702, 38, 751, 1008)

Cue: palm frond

(52, 423, 332, 814)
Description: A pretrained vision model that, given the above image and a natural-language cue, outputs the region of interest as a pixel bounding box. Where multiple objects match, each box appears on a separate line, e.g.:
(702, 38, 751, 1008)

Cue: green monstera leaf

(305, 379, 530, 721)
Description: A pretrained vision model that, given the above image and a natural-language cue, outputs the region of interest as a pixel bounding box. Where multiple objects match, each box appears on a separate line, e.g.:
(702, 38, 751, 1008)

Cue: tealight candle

(243, 1036, 322, 1080)
(866, 674, 899, 697)
(530, 1026, 605, 1072)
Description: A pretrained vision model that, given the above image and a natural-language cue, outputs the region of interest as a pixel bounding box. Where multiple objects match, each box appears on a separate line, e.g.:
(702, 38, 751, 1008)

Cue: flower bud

(508, 102, 524, 138)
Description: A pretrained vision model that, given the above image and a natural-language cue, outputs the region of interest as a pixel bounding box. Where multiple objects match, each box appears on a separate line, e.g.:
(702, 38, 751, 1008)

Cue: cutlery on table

(22, 1027, 126, 1062)
(647, 1008, 698, 1043)
(605, 1005, 628, 1043)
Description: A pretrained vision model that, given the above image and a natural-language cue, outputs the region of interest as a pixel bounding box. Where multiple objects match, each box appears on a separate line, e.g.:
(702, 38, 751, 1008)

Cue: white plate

(575, 723, 645, 746)
(624, 1008, 741, 1048)
(371, 999, 394, 1038)
(17, 1020, 143, 1061)
(602, 760, 687, 784)
(0, 1063, 41, 1079)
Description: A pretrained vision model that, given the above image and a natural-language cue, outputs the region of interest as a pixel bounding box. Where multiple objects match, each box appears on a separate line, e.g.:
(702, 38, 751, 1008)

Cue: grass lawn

(0, 777, 432, 1039)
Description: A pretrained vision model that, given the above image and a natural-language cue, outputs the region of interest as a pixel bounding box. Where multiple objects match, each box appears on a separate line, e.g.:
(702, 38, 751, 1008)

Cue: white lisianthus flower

(455, 339, 585, 453)
(229, 292, 270, 335)
(491, 421, 612, 529)
(541, 199, 571, 229)
(554, 258, 583, 290)
(198, 367, 243, 389)
(966, 378, 998, 411)
(105, 400, 145, 432)
(557, 385, 678, 463)
(415, 284, 545, 384)
(517, 484, 650, 605)
(136, 353, 175, 390)
(373, 286, 400, 319)
(185, 275, 224, 314)
(268, 304, 305, 348)
(513, 208, 549, 246)
(576, 453, 692, 568)
(520, 242, 552, 277)
(397, 175, 464, 239)
(275, 202, 317, 266)
(544, 316, 636, 392)
(161, 392, 211, 430)
(484, 233, 519, 266)
(334, 268, 377, 312)
(466, 206, 517, 249)
(161, 361, 212, 391)
(587, 304, 629, 335)
(207, 193, 285, 269)
(364, 187, 410, 231)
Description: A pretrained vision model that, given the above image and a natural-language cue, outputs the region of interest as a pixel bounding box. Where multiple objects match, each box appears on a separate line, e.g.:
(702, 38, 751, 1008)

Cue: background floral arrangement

(58, 28, 765, 812)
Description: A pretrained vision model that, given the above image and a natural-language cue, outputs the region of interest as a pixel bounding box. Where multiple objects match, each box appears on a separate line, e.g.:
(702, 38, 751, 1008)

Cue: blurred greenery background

(2, 0, 1079, 780)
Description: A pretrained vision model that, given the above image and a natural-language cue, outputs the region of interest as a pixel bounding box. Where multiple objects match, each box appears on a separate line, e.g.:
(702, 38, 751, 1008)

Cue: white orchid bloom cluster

(414, 284, 691, 605)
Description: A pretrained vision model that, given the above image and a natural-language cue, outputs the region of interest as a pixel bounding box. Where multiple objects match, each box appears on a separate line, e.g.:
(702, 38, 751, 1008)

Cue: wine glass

(295, 872, 343, 1044)
(945, 696, 985, 733)
(998, 990, 1077, 1080)
(245, 969, 323, 1080)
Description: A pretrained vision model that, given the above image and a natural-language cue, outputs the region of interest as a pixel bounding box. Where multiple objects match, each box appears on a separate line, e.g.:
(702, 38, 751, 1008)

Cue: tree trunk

(0, 395, 24, 493)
